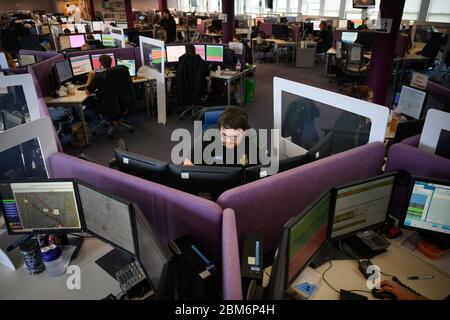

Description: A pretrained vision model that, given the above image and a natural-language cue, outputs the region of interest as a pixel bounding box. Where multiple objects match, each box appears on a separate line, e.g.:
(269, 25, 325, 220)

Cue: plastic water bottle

(41, 245, 66, 277)
(236, 60, 241, 72)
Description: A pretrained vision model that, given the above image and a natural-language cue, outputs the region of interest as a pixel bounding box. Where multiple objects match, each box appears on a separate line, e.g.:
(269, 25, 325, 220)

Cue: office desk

(45, 86, 91, 145)
(263, 234, 450, 300)
(132, 77, 152, 117)
(0, 238, 121, 300)
(252, 38, 297, 64)
(210, 65, 256, 106)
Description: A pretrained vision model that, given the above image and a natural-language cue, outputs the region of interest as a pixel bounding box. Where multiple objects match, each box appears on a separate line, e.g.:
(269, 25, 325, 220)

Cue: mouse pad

(95, 248, 134, 280)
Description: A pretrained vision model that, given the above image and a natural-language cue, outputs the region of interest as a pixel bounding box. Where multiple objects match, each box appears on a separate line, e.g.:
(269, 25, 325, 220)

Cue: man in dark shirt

(315, 21, 333, 54)
(160, 9, 176, 43)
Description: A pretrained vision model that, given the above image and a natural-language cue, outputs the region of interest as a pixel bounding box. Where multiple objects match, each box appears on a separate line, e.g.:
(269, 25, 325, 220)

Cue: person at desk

(357, 18, 369, 30)
(373, 280, 429, 300)
(156, 25, 167, 43)
(347, 20, 355, 30)
(183, 107, 263, 167)
(314, 21, 333, 54)
(160, 9, 176, 43)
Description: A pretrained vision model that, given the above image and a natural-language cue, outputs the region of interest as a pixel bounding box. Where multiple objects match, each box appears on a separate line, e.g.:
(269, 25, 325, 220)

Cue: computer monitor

(101, 34, 114, 47)
(19, 54, 36, 67)
(69, 34, 85, 48)
(133, 203, 175, 299)
(0, 180, 83, 234)
(59, 35, 71, 50)
(70, 54, 93, 76)
(117, 59, 136, 77)
(353, 0, 376, 9)
(286, 191, 331, 283)
(53, 59, 74, 85)
(168, 164, 242, 199)
(211, 19, 222, 32)
(206, 45, 224, 63)
(0, 52, 8, 69)
(61, 23, 75, 33)
(75, 23, 86, 33)
(194, 44, 206, 60)
(91, 53, 116, 70)
(76, 181, 136, 255)
(398, 85, 427, 120)
(401, 177, 450, 238)
(355, 31, 375, 48)
(330, 173, 396, 240)
(197, 18, 202, 25)
(60, 17, 68, 23)
(1, 110, 24, 130)
(338, 19, 347, 29)
(41, 25, 51, 34)
(166, 45, 186, 63)
(272, 24, 289, 39)
(312, 20, 321, 31)
(92, 21, 104, 32)
(114, 149, 168, 184)
(104, 20, 116, 27)
(92, 33, 102, 41)
(341, 32, 358, 44)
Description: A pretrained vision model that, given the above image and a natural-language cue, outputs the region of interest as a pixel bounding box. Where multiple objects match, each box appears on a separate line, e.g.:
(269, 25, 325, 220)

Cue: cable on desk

(69, 233, 93, 238)
(322, 259, 340, 293)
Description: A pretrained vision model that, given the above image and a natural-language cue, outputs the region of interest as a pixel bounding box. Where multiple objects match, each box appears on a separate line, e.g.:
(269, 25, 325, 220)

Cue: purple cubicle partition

(217, 142, 386, 253)
(135, 46, 142, 69)
(27, 54, 65, 98)
(48, 152, 224, 260)
(19, 49, 61, 60)
(259, 23, 272, 37)
(222, 208, 243, 300)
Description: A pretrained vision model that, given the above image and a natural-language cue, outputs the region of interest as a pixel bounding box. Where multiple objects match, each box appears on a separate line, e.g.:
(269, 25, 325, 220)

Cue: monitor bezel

(90, 52, 117, 71)
(328, 171, 399, 241)
(117, 58, 137, 77)
(53, 59, 74, 85)
(68, 33, 86, 48)
(399, 175, 450, 239)
(18, 54, 36, 67)
(74, 179, 138, 256)
(0, 178, 85, 235)
(69, 54, 93, 76)
(283, 190, 333, 287)
(353, 0, 376, 9)
(398, 84, 427, 120)
(205, 44, 224, 63)
(165, 44, 186, 63)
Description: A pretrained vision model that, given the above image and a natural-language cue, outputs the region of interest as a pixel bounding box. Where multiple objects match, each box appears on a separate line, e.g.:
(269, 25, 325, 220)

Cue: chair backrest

(421, 33, 443, 59)
(344, 43, 364, 71)
(175, 54, 208, 106)
(204, 110, 224, 130)
(19, 34, 43, 51)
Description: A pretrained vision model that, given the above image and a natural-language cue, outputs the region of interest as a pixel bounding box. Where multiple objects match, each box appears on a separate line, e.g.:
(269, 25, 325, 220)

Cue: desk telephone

(115, 260, 151, 296)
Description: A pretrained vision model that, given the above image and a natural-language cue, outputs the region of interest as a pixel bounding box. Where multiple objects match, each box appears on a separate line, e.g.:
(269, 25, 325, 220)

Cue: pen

(407, 275, 433, 280)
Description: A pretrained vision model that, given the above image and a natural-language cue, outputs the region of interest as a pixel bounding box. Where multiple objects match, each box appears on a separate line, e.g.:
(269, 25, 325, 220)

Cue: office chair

(340, 43, 368, 99)
(417, 33, 443, 68)
(88, 65, 136, 138)
(175, 52, 209, 120)
(254, 31, 275, 63)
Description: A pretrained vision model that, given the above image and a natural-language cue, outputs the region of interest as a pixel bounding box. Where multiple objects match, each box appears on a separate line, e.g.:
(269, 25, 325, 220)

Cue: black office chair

(88, 65, 136, 138)
(418, 33, 443, 64)
(254, 31, 275, 63)
(175, 53, 209, 120)
(340, 43, 368, 98)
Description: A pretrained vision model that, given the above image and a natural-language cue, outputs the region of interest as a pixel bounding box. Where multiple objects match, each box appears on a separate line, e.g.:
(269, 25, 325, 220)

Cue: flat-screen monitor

(101, 34, 114, 47)
(0, 180, 83, 234)
(402, 177, 450, 237)
(92, 33, 102, 41)
(353, 0, 376, 9)
(41, 25, 51, 34)
(331, 173, 396, 239)
(117, 59, 136, 77)
(133, 203, 174, 299)
(168, 164, 242, 199)
(194, 44, 206, 60)
(69, 34, 85, 48)
(398, 85, 427, 120)
(61, 23, 75, 33)
(59, 35, 71, 50)
(341, 32, 358, 44)
(338, 19, 347, 29)
(92, 21, 104, 32)
(197, 18, 202, 25)
(206, 45, 223, 63)
(60, 17, 68, 23)
(272, 24, 289, 39)
(286, 191, 331, 283)
(166, 45, 186, 63)
(19, 54, 36, 67)
(1, 110, 24, 130)
(0, 52, 8, 69)
(114, 149, 168, 184)
(211, 19, 222, 32)
(312, 20, 321, 31)
(70, 54, 93, 76)
(76, 181, 136, 255)
(75, 23, 86, 33)
(91, 53, 116, 70)
(53, 59, 73, 85)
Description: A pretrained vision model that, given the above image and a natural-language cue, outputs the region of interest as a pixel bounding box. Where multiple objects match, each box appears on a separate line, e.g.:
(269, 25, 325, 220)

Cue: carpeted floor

(62, 60, 369, 165)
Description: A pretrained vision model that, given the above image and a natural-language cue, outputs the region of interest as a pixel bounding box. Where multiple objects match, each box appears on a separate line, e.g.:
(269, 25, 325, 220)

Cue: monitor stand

(95, 248, 134, 280)
(310, 236, 387, 269)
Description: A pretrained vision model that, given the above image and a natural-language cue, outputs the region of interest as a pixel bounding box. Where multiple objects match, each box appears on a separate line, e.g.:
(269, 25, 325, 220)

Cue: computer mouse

(372, 288, 397, 300)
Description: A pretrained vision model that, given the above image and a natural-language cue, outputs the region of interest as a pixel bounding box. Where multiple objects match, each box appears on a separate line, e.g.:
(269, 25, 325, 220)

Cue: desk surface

(44, 86, 89, 105)
(252, 38, 296, 46)
(0, 237, 121, 300)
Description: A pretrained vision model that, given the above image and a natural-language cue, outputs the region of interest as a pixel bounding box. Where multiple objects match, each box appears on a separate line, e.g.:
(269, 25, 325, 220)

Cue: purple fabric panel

(48, 152, 224, 259)
(427, 81, 450, 103)
(260, 23, 272, 37)
(222, 0, 235, 44)
(19, 50, 61, 60)
(0, 68, 27, 75)
(65, 47, 136, 61)
(385, 143, 450, 219)
(400, 134, 420, 147)
(135, 46, 142, 69)
(222, 208, 243, 300)
(27, 55, 65, 98)
(217, 142, 386, 252)
(38, 98, 63, 152)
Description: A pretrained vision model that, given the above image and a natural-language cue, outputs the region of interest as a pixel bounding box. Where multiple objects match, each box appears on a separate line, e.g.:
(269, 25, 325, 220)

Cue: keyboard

(340, 289, 368, 300)
(356, 230, 390, 251)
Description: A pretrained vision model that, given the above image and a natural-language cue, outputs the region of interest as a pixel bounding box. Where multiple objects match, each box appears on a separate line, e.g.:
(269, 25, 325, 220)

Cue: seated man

(85, 54, 134, 138)
(183, 106, 264, 167)
(314, 21, 333, 54)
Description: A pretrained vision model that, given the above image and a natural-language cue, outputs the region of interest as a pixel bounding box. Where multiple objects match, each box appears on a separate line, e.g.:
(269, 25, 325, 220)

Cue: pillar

(88, 0, 95, 21)
(158, 0, 168, 12)
(124, 0, 134, 28)
(366, 0, 406, 105)
(222, 0, 235, 44)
